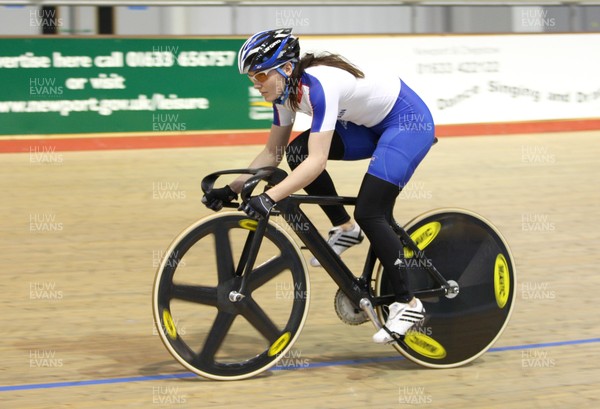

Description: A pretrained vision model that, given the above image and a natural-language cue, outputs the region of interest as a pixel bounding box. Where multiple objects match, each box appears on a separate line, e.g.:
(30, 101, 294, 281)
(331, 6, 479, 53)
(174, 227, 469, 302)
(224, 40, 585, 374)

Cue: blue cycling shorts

(335, 80, 435, 188)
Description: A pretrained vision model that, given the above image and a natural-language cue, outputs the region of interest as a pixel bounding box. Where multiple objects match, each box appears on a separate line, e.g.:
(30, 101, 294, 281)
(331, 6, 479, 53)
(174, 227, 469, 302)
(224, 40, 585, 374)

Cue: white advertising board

(295, 34, 600, 129)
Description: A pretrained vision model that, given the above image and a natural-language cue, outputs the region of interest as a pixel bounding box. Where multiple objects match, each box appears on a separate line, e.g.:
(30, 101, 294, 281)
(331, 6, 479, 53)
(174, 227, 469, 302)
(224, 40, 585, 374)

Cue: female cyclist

(202, 28, 435, 343)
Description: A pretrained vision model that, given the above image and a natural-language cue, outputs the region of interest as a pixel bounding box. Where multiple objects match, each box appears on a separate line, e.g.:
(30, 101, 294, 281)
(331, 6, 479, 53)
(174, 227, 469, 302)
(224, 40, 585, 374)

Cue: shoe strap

(381, 325, 402, 343)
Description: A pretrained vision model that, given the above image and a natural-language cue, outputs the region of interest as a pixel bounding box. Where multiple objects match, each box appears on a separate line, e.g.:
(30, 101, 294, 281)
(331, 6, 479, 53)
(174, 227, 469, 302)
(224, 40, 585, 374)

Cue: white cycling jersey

(273, 65, 401, 133)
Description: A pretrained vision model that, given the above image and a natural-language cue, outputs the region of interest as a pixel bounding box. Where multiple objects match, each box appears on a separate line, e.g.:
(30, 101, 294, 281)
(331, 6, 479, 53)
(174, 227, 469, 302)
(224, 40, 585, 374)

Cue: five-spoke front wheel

(152, 213, 310, 380)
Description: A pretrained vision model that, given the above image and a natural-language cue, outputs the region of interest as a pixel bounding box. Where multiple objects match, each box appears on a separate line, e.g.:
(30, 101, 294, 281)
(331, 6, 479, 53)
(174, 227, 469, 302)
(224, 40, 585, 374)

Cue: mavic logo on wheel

(494, 254, 510, 309)
(239, 219, 258, 231)
(162, 309, 178, 340)
(268, 332, 291, 357)
(404, 222, 441, 258)
(404, 331, 447, 359)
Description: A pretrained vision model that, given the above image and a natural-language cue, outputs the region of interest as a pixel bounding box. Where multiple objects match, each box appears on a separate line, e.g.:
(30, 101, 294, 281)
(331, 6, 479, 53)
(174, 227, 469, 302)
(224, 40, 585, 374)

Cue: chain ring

(334, 289, 369, 326)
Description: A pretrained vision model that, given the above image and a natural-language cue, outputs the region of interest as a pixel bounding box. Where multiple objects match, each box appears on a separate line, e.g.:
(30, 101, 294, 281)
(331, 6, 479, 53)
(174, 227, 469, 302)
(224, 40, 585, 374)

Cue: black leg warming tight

(354, 173, 413, 303)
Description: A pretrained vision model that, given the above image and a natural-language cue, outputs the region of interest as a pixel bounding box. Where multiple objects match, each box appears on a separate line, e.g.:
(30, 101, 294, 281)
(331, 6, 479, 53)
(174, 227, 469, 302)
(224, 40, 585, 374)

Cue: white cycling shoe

(372, 298, 426, 344)
(310, 223, 364, 267)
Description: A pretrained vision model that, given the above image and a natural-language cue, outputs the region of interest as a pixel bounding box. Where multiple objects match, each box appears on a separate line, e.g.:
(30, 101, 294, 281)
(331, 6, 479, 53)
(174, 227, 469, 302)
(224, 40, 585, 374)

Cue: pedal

(385, 329, 404, 345)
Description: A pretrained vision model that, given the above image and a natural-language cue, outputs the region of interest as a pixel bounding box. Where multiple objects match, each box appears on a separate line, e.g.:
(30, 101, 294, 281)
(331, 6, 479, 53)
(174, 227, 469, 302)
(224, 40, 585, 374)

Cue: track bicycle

(152, 166, 516, 380)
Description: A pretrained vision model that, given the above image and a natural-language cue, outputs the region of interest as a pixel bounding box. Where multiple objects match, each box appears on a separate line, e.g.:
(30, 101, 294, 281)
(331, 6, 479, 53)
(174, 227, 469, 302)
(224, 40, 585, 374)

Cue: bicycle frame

(275, 194, 370, 307)
(206, 167, 455, 315)
(274, 195, 454, 307)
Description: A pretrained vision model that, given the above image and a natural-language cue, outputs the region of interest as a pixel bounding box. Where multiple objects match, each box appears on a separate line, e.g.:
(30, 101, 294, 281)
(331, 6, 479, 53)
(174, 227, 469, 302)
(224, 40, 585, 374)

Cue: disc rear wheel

(375, 208, 516, 368)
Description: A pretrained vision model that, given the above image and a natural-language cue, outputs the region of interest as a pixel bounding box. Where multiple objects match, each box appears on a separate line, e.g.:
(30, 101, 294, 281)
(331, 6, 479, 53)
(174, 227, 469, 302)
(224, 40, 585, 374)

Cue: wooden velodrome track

(1, 130, 599, 408)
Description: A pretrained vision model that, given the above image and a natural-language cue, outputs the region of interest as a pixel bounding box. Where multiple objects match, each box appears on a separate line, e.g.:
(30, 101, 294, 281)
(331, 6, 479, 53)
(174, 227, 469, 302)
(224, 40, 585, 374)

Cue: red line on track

(1, 119, 599, 153)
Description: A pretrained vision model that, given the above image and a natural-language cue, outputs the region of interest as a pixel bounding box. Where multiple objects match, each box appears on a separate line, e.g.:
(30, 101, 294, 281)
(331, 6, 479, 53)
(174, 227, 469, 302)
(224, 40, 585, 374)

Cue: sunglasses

(248, 63, 287, 83)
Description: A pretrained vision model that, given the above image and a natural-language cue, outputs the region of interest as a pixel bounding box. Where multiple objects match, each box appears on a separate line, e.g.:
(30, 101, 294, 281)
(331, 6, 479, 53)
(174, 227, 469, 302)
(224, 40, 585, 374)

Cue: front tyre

(152, 213, 310, 380)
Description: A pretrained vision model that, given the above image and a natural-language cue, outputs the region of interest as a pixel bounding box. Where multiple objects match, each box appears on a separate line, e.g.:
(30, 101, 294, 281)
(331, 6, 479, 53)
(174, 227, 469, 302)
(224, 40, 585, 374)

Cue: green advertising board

(0, 38, 273, 136)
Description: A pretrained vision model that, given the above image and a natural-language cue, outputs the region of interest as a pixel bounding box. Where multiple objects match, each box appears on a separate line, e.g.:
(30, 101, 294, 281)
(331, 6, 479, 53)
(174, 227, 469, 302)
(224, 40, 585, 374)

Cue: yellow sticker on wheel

(494, 253, 510, 309)
(404, 331, 447, 359)
(404, 221, 441, 258)
(162, 309, 177, 340)
(268, 332, 291, 357)
(239, 219, 258, 231)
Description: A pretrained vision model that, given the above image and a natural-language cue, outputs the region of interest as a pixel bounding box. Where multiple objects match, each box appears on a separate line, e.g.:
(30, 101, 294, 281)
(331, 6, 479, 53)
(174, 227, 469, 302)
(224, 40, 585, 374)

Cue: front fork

(228, 216, 269, 302)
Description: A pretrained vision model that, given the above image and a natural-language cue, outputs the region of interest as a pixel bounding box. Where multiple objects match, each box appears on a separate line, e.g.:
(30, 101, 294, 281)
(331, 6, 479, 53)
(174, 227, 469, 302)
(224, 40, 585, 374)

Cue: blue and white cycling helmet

(237, 28, 300, 74)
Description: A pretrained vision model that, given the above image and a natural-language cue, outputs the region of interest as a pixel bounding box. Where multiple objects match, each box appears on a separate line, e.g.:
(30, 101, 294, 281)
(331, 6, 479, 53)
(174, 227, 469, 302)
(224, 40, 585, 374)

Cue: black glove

(239, 193, 276, 219)
(202, 185, 238, 211)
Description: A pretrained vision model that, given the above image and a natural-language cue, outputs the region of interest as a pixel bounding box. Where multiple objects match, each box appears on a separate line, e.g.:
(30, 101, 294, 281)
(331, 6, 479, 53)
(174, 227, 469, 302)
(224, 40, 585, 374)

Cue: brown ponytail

(287, 52, 364, 111)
